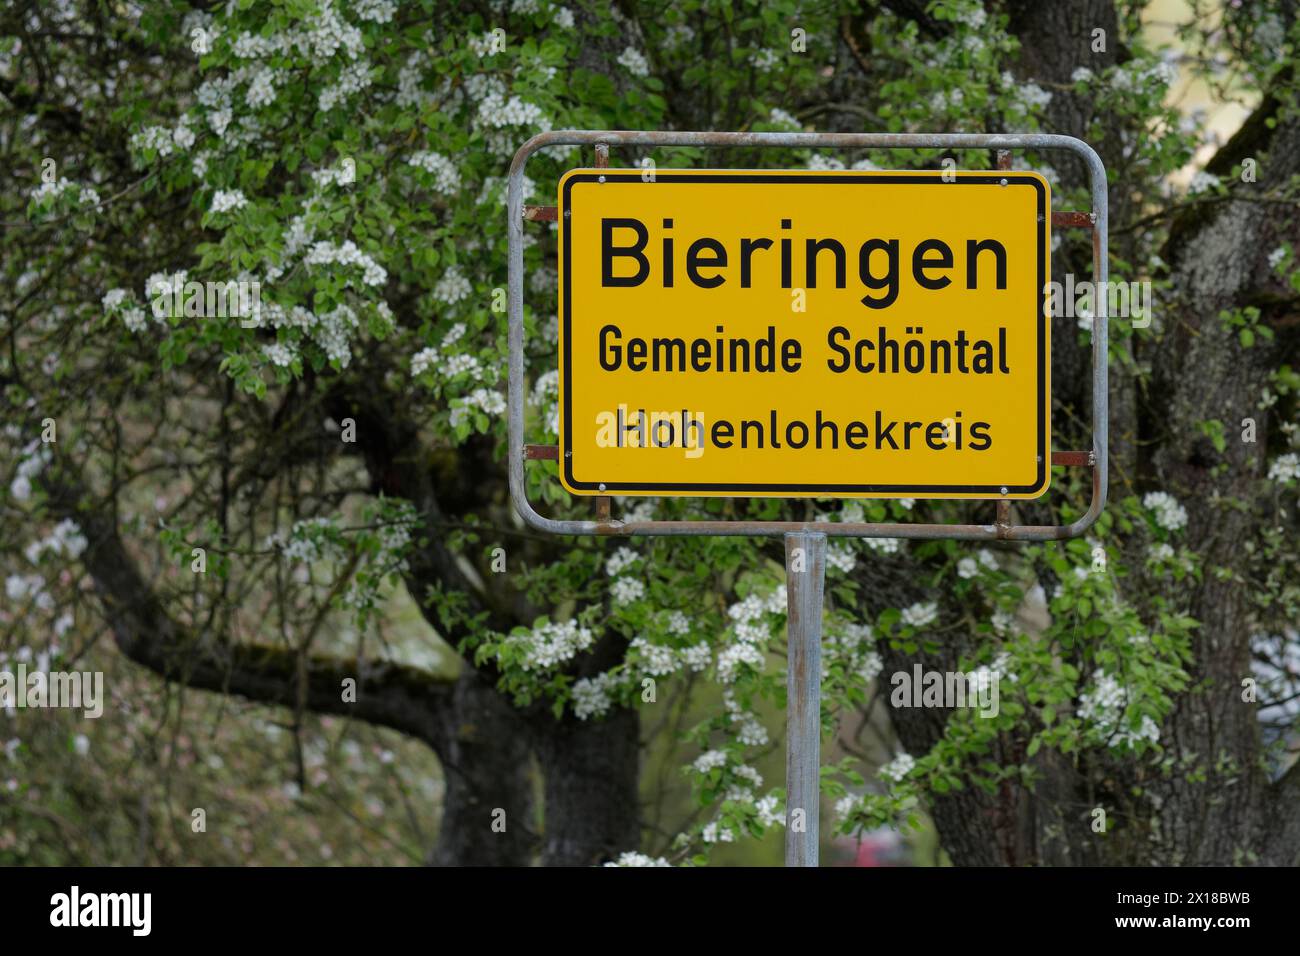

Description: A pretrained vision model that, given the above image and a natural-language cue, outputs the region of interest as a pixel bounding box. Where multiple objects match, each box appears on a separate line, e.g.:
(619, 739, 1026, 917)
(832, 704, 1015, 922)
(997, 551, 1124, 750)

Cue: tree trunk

(534, 706, 642, 866)
(427, 669, 537, 866)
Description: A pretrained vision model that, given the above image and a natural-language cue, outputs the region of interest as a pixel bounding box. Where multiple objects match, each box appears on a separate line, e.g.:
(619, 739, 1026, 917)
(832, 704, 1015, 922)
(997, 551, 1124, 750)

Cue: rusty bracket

(525, 443, 559, 460)
(1052, 210, 1096, 229)
(1051, 450, 1095, 467)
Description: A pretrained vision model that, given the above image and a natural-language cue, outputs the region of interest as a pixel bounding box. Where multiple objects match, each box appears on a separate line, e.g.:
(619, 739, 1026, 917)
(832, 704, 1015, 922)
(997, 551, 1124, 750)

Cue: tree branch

(42, 470, 457, 750)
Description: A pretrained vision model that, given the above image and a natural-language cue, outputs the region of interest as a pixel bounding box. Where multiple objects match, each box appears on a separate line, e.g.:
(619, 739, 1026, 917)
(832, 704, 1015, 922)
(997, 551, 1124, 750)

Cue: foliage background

(2, 0, 1299, 866)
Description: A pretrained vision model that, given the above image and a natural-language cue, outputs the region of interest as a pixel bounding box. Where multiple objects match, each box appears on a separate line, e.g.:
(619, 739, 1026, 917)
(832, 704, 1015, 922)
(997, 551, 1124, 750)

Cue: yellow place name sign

(556, 169, 1051, 499)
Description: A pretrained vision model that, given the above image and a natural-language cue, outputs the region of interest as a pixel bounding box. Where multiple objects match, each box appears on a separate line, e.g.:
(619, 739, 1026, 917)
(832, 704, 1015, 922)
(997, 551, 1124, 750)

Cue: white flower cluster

(826, 543, 857, 574)
(604, 852, 671, 867)
(476, 89, 548, 130)
(701, 822, 735, 844)
(407, 151, 461, 195)
(753, 48, 780, 71)
(264, 517, 342, 564)
(395, 51, 431, 109)
(1268, 452, 1300, 484)
(23, 519, 88, 564)
(443, 354, 482, 378)
(610, 577, 645, 606)
(664, 23, 695, 48)
(768, 107, 801, 130)
(352, 0, 396, 23)
(954, 3, 986, 29)
(754, 794, 783, 827)
(10, 444, 52, 502)
(628, 635, 709, 678)
(309, 161, 355, 190)
(617, 46, 650, 77)
(251, 300, 370, 366)
(507, 618, 595, 671)
(245, 67, 279, 108)
(130, 121, 197, 157)
(263, 343, 295, 367)
(835, 792, 868, 820)
(930, 87, 964, 114)
(28, 177, 99, 209)
(303, 239, 387, 287)
(991, 607, 1015, 635)
(230, 6, 363, 64)
(210, 189, 248, 214)
(879, 752, 916, 782)
(1187, 171, 1220, 195)
(825, 621, 881, 684)
(468, 32, 504, 57)
(863, 536, 901, 555)
(449, 388, 506, 429)
(1076, 669, 1160, 749)
(727, 587, 785, 643)
(716, 586, 785, 682)
(572, 671, 616, 720)
(410, 347, 439, 377)
(605, 546, 638, 576)
(1142, 491, 1188, 532)
(1017, 82, 1052, 110)
(808, 154, 846, 171)
(693, 749, 727, 773)
(1148, 542, 1175, 563)
(432, 267, 472, 305)
(956, 549, 998, 579)
(314, 304, 361, 366)
(319, 59, 372, 111)
(4, 574, 52, 611)
(1112, 57, 1179, 94)
(900, 601, 938, 628)
(723, 691, 769, 746)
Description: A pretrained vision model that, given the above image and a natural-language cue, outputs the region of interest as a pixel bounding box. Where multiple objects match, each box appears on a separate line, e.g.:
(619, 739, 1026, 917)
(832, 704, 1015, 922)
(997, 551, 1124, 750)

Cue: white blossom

(610, 577, 645, 606)
(880, 753, 915, 782)
(210, 189, 248, 214)
(900, 601, 938, 628)
(605, 546, 638, 576)
(433, 267, 472, 305)
(1268, 452, 1300, 483)
(617, 46, 650, 77)
(1142, 491, 1188, 531)
(407, 151, 461, 195)
(604, 852, 670, 867)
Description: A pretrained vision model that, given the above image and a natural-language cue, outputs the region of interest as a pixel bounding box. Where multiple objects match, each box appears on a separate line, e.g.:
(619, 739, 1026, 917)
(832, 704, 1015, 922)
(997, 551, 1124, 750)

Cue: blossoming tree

(4, 0, 1300, 865)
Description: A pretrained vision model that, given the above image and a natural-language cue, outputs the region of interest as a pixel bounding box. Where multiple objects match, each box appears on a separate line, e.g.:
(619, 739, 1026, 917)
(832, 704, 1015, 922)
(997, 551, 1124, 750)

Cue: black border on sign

(559, 171, 1049, 495)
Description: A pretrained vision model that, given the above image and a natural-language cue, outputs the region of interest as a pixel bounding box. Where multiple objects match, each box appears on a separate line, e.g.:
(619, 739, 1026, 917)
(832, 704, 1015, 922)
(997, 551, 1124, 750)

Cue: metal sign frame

(506, 130, 1109, 867)
(509, 130, 1108, 542)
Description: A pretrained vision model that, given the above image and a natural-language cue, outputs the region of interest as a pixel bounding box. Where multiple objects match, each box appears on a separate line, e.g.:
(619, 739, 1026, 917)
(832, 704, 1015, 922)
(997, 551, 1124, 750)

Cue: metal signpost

(508, 131, 1109, 867)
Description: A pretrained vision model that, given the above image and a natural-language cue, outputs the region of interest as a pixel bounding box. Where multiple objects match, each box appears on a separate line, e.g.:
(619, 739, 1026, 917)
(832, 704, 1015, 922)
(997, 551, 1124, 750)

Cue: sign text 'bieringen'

(556, 169, 1051, 498)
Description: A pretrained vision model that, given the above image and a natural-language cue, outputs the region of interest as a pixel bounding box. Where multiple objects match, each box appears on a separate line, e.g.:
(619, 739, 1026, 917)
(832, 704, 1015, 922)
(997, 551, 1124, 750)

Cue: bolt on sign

(556, 169, 1051, 499)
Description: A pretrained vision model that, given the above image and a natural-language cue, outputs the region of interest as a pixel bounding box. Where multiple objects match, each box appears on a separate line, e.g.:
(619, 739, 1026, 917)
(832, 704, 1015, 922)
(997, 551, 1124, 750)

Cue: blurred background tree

(2, 0, 1299, 866)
